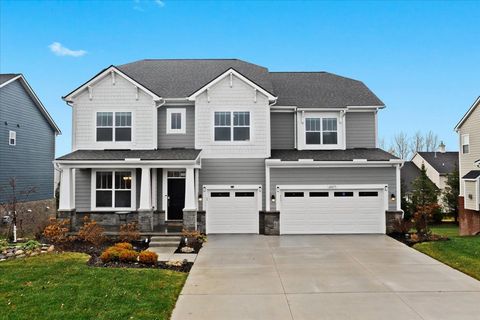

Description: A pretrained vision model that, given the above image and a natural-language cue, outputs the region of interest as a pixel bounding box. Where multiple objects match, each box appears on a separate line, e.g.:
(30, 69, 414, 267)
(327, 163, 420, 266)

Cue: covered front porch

(55, 149, 202, 232)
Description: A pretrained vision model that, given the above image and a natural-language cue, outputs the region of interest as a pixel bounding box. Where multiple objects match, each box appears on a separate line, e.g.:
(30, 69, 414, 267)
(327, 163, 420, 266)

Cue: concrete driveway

(171, 235, 480, 320)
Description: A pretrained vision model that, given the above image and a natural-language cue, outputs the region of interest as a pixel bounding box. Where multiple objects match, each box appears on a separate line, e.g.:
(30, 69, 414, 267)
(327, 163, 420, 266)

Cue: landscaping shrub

(77, 216, 106, 246)
(21, 239, 41, 251)
(182, 229, 207, 243)
(119, 222, 140, 242)
(0, 238, 8, 251)
(114, 242, 133, 250)
(43, 218, 70, 243)
(100, 243, 138, 263)
(139, 250, 158, 265)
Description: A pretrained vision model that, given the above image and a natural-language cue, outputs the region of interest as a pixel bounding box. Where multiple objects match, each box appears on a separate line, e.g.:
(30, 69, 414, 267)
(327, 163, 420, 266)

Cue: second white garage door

(204, 185, 262, 234)
(278, 185, 387, 234)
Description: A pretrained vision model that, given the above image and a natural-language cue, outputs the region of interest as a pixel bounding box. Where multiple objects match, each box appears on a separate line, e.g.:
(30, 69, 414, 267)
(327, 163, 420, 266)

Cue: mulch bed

(389, 232, 449, 246)
(87, 255, 193, 272)
(174, 237, 203, 254)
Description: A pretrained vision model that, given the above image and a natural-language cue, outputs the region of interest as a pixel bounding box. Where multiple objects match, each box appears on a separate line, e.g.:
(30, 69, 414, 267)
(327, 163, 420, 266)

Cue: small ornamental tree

(410, 164, 441, 229)
(442, 165, 459, 222)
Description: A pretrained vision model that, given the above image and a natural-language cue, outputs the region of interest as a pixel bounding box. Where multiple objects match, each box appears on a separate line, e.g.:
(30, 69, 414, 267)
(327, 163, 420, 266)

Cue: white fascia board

(2, 75, 62, 134)
(276, 184, 387, 190)
(455, 96, 480, 131)
(271, 106, 297, 112)
(297, 107, 347, 112)
(63, 66, 162, 102)
(187, 68, 277, 102)
(265, 159, 404, 168)
(55, 159, 201, 168)
(203, 185, 262, 190)
(346, 105, 385, 110)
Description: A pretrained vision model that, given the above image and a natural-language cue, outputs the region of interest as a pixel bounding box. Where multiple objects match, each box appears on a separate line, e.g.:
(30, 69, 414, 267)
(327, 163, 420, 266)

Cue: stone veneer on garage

(459, 196, 480, 236)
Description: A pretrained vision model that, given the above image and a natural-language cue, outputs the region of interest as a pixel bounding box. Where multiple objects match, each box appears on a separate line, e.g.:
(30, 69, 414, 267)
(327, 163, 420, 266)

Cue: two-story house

(0, 74, 61, 211)
(55, 59, 403, 235)
(455, 96, 480, 235)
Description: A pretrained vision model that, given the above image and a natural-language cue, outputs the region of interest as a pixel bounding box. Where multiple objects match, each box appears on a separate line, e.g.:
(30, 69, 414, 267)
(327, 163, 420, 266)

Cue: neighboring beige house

(455, 96, 480, 235)
(411, 146, 458, 190)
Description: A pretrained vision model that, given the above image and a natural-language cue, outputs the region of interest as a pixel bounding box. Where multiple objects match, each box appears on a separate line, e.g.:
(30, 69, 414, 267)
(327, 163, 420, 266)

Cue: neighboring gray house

(56, 59, 403, 234)
(0, 74, 61, 205)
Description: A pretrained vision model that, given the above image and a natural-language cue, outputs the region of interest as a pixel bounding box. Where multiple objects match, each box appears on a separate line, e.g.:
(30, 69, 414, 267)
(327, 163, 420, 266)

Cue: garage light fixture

(198, 194, 203, 202)
(271, 195, 276, 202)
(390, 194, 396, 201)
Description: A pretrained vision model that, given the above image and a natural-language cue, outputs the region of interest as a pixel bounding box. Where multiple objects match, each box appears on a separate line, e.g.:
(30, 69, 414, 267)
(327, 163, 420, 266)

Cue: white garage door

(205, 185, 261, 234)
(279, 186, 386, 234)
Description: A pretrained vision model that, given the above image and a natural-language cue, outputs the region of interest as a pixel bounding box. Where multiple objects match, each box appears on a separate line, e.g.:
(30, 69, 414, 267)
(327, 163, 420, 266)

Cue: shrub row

(100, 243, 158, 265)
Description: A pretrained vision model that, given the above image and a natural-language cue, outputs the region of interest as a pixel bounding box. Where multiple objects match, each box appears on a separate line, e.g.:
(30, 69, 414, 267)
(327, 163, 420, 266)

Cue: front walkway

(172, 235, 480, 320)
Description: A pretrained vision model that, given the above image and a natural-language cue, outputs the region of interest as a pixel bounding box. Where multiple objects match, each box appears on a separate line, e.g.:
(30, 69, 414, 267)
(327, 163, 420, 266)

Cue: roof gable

(415, 151, 459, 175)
(0, 74, 61, 134)
(455, 96, 480, 130)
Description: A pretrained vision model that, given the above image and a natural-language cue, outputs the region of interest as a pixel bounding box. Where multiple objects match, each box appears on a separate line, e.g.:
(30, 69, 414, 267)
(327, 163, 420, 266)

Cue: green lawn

(414, 224, 480, 281)
(0, 253, 187, 320)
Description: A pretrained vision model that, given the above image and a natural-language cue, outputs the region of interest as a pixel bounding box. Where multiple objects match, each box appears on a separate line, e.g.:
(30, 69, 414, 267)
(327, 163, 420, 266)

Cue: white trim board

(187, 68, 277, 102)
(455, 96, 480, 131)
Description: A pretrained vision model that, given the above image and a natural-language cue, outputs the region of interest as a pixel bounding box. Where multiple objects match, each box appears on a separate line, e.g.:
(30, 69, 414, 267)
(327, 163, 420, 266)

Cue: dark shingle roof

(56, 149, 201, 161)
(116, 59, 274, 98)
(270, 148, 397, 161)
(416, 152, 459, 175)
(462, 170, 480, 180)
(0, 74, 20, 85)
(269, 72, 384, 108)
(401, 162, 422, 193)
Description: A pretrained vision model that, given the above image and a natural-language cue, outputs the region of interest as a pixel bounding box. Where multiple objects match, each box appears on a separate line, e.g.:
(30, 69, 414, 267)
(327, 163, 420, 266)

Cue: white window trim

(297, 111, 345, 150)
(461, 134, 470, 154)
(213, 111, 252, 144)
(95, 111, 133, 142)
(166, 108, 186, 134)
(91, 169, 136, 211)
(8, 130, 16, 146)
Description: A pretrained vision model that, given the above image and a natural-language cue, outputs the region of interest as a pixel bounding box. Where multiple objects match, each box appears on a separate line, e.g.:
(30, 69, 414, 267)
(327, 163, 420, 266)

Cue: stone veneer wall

(197, 211, 206, 234)
(385, 210, 403, 234)
(259, 211, 280, 235)
(459, 196, 480, 236)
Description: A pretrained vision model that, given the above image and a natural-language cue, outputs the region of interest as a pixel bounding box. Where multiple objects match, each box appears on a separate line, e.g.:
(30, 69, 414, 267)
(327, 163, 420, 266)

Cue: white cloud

(48, 42, 86, 57)
(154, 0, 165, 7)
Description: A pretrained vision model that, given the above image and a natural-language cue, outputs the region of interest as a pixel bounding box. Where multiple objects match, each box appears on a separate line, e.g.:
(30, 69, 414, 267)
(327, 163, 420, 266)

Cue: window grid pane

(97, 112, 113, 127)
(115, 112, 131, 127)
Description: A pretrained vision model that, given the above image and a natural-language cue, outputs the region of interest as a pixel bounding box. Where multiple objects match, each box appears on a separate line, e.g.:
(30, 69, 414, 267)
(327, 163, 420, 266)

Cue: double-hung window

(96, 112, 132, 142)
(214, 111, 250, 142)
(95, 171, 133, 209)
(166, 108, 186, 134)
(305, 117, 338, 145)
(462, 134, 470, 154)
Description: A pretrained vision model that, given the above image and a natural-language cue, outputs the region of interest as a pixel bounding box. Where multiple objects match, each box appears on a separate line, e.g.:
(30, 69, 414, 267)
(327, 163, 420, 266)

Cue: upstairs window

(214, 111, 250, 142)
(305, 117, 337, 145)
(96, 112, 131, 142)
(166, 108, 186, 134)
(8, 130, 16, 146)
(462, 134, 470, 154)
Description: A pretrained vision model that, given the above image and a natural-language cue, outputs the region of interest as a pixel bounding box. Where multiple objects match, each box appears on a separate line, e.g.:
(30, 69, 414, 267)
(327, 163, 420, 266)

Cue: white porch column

(184, 167, 196, 210)
(151, 168, 157, 210)
(59, 167, 73, 210)
(139, 167, 152, 210)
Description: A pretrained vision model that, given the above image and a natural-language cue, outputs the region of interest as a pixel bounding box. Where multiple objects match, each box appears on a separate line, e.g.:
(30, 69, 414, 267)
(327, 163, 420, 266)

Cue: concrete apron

(171, 234, 480, 320)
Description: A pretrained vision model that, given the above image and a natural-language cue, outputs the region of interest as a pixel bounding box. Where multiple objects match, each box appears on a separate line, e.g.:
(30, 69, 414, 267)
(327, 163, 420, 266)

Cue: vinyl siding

(464, 180, 479, 211)
(198, 158, 266, 209)
(270, 167, 397, 211)
(158, 105, 195, 148)
(271, 112, 295, 149)
(346, 112, 376, 148)
(411, 154, 442, 189)
(72, 73, 156, 150)
(0, 80, 56, 202)
(75, 169, 91, 211)
(459, 104, 480, 196)
(195, 75, 270, 158)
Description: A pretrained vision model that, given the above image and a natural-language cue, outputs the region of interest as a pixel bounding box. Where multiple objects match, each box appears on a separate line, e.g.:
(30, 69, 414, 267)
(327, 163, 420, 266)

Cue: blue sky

(1, 0, 479, 157)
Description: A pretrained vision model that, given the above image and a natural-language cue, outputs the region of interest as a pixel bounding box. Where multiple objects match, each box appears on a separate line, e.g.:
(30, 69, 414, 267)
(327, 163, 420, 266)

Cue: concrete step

(149, 241, 180, 248)
(151, 236, 182, 242)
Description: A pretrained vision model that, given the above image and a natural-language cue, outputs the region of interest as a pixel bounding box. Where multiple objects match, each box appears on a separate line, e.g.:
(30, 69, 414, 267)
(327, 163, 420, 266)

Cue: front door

(167, 178, 185, 220)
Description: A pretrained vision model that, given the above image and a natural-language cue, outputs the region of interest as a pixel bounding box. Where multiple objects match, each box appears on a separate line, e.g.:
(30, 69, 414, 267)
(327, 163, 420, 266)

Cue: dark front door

(167, 179, 185, 220)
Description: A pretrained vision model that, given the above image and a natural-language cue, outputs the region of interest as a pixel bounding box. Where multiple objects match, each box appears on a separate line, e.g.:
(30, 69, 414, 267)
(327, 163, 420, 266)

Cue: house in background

(455, 96, 480, 235)
(0, 74, 61, 212)
(55, 59, 403, 235)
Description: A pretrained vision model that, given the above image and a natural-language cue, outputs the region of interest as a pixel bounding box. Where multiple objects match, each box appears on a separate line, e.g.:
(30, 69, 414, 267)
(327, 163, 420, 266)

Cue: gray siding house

(0, 74, 61, 204)
(56, 59, 403, 234)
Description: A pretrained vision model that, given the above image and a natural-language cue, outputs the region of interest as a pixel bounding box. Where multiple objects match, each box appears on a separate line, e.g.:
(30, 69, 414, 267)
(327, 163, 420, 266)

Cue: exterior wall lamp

(271, 195, 276, 202)
(391, 194, 396, 202)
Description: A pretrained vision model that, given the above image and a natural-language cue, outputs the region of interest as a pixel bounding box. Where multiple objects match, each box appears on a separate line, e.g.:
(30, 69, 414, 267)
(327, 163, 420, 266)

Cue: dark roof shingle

(462, 170, 480, 180)
(57, 149, 201, 161)
(270, 72, 384, 108)
(270, 148, 397, 161)
(416, 152, 459, 175)
(0, 74, 20, 85)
